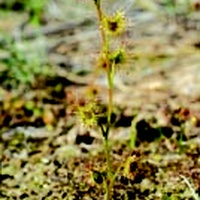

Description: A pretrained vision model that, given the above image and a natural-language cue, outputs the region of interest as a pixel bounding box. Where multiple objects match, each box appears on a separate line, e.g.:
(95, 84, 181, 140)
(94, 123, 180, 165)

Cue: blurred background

(0, 1, 200, 199)
(0, 0, 199, 132)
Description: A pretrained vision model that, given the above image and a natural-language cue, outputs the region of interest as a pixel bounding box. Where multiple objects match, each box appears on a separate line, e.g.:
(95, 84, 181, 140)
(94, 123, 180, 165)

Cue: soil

(0, 0, 200, 200)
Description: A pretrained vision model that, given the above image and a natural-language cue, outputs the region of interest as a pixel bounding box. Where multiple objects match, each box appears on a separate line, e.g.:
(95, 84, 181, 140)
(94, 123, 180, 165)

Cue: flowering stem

(93, 1, 118, 199)
(95, 1, 108, 54)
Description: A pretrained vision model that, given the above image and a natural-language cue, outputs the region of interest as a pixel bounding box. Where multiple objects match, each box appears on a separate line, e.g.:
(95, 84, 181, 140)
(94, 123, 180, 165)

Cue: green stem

(107, 62, 115, 125)
(103, 62, 115, 200)
(104, 137, 111, 200)
(94, 0, 108, 53)
(99, 124, 112, 200)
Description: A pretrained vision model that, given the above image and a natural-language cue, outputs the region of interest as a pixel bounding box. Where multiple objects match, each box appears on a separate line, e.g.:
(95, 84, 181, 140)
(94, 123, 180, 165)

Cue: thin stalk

(179, 175, 199, 200)
(100, 117, 112, 200)
(103, 60, 115, 200)
(95, 2, 108, 53)
(104, 138, 111, 200)
(107, 62, 115, 125)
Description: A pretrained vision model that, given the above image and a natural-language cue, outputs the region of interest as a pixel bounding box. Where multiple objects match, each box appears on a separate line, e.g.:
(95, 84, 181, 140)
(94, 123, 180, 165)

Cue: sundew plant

(76, 0, 132, 199)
